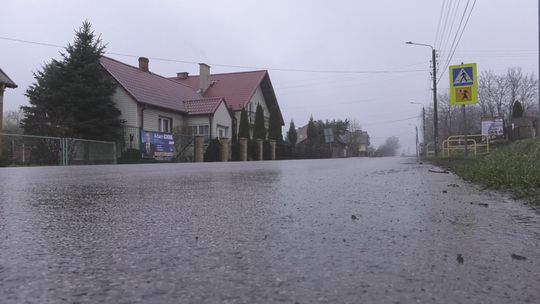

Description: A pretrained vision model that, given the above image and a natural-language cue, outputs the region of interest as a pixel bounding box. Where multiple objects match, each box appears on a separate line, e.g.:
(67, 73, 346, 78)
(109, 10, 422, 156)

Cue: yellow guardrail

(442, 134, 490, 157)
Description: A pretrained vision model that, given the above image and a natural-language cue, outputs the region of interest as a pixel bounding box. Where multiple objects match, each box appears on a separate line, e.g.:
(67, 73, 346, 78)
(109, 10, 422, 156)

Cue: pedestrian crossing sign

(449, 63, 477, 106)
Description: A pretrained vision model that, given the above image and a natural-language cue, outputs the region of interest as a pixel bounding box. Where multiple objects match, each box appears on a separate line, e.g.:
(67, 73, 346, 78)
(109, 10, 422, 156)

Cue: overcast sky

(1, 0, 538, 153)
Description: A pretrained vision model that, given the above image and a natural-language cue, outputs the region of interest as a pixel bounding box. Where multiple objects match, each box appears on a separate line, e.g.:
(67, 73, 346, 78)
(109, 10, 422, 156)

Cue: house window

(159, 117, 172, 133)
(191, 125, 210, 141)
(217, 125, 228, 138)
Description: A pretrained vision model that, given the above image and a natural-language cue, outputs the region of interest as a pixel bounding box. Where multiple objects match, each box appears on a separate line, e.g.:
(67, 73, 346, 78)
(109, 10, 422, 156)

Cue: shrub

(118, 148, 142, 164)
(204, 138, 221, 162)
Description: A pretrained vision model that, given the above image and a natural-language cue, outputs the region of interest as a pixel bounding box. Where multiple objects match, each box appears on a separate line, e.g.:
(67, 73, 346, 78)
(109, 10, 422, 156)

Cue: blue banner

(140, 130, 175, 160)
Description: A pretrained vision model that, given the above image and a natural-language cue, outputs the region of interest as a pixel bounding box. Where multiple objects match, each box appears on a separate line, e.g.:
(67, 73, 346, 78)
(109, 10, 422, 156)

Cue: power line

(438, 0, 471, 79)
(437, 0, 453, 50)
(433, 0, 447, 48)
(0, 35, 427, 75)
(440, 0, 463, 55)
(437, 0, 478, 83)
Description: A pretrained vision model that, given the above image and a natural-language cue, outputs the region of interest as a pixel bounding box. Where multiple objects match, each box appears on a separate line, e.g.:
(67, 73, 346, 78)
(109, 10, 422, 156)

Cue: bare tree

(2, 110, 24, 134)
(479, 70, 507, 118)
(344, 118, 362, 156)
(423, 68, 538, 144)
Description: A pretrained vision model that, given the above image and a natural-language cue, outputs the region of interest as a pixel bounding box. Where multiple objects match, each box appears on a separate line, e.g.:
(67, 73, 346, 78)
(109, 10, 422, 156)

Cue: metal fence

(0, 133, 116, 166)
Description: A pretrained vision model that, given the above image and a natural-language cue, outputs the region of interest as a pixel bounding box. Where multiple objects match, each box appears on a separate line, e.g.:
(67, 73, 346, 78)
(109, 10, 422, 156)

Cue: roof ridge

(183, 96, 222, 101)
(101, 56, 201, 95)
(171, 69, 268, 79)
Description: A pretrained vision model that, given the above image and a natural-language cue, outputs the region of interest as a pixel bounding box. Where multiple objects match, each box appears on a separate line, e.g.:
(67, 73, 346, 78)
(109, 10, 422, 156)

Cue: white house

(100, 56, 233, 158)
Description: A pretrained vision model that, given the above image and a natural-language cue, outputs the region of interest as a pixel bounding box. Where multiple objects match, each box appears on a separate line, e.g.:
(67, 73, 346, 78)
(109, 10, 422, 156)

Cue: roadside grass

(428, 139, 540, 205)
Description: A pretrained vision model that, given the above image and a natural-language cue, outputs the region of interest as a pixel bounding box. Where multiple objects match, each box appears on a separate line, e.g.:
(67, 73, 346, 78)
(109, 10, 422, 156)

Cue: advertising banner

(481, 118, 504, 139)
(141, 130, 175, 160)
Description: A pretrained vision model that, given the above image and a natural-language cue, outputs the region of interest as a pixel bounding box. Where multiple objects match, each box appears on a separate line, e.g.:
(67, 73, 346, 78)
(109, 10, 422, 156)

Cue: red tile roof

(100, 56, 201, 113)
(170, 70, 268, 111)
(183, 97, 225, 115)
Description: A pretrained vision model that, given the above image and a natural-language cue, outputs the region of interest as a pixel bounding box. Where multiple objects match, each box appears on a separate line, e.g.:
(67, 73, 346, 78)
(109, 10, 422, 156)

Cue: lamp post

(406, 41, 439, 156)
(410, 102, 426, 157)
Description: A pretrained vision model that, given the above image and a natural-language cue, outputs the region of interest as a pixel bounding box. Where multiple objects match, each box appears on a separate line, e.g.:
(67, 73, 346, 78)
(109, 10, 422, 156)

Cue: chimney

(199, 63, 210, 93)
(138, 57, 149, 72)
(176, 72, 189, 79)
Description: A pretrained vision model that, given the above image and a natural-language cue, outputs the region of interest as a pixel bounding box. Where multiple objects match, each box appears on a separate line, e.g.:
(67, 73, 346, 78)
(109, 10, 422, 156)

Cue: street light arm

(405, 41, 434, 50)
(406, 40, 439, 156)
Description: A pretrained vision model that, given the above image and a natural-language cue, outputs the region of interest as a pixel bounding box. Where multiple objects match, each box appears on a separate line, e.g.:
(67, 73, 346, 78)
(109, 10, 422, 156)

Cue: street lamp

(410, 102, 426, 157)
(406, 41, 439, 156)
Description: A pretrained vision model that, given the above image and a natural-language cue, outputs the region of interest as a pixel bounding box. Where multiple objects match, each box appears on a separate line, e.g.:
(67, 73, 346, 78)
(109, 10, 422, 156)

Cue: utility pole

(432, 48, 439, 156)
(415, 125, 419, 159)
(422, 106, 426, 157)
(406, 41, 439, 156)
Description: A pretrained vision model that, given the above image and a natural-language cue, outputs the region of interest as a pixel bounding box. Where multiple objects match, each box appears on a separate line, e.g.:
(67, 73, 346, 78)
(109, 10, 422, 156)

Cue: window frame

(158, 116, 173, 133)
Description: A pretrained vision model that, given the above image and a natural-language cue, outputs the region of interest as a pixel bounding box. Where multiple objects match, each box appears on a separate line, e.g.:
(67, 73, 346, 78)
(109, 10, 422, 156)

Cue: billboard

(141, 130, 175, 160)
(481, 118, 504, 139)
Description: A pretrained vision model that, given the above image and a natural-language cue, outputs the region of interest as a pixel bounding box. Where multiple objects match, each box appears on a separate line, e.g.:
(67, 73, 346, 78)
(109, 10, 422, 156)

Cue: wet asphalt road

(0, 157, 539, 304)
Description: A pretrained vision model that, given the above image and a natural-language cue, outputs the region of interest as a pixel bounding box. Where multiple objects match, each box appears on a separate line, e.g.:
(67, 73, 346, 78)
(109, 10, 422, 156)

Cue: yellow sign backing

(449, 63, 478, 106)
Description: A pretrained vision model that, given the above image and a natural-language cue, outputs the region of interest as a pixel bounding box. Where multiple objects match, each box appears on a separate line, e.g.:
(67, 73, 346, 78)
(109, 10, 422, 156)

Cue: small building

(511, 117, 537, 140)
(340, 130, 370, 157)
(295, 124, 349, 158)
(0, 68, 18, 158)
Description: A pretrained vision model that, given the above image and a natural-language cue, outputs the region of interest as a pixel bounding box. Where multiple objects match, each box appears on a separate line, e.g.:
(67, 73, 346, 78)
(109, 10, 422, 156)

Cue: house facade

(169, 66, 284, 137)
(100, 57, 233, 159)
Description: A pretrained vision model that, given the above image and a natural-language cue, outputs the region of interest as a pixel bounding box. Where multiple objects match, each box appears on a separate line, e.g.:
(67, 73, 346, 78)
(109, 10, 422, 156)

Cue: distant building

(295, 123, 349, 158)
(340, 130, 370, 157)
(511, 117, 537, 140)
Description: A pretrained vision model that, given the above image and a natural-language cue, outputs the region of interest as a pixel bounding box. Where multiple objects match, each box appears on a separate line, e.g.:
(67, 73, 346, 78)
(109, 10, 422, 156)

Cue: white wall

(212, 101, 232, 138)
(111, 86, 139, 127)
(141, 106, 185, 132)
(247, 86, 270, 128)
(187, 116, 210, 128)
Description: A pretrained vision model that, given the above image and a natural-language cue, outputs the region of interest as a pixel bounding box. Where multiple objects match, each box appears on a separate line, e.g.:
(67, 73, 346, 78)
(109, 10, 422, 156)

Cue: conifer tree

(238, 107, 250, 140)
(22, 21, 122, 141)
(253, 104, 266, 140)
(268, 105, 282, 141)
(512, 101, 524, 118)
(287, 120, 297, 146)
(307, 116, 317, 144)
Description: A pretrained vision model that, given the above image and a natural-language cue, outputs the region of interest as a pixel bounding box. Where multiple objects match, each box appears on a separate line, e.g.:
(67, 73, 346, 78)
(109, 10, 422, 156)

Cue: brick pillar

(239, 138, 248, 161)
(269, 140, 276, 160)
(256, 139, 263, 161)
(194, 135, 204, 162)
(220, 138, 229, 162)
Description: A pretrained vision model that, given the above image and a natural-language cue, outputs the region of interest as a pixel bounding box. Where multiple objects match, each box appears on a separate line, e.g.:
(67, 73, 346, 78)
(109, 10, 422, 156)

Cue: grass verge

(428, 139, 540, 205)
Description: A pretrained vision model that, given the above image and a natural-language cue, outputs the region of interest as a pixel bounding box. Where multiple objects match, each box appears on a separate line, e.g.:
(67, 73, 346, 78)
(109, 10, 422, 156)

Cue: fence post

(269, 140, 276, 160)
(63, 138, 68, 166)
(194, 135, 204, 162)
(220, 138, 229, 162)
(255, 139, 263, 161)
(112, 142, 117, 164)
(239, 138, 248, 161)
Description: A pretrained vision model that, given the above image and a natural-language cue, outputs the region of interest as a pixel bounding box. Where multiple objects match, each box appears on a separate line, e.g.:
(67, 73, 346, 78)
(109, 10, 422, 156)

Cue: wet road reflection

(1, 158, 539, 303)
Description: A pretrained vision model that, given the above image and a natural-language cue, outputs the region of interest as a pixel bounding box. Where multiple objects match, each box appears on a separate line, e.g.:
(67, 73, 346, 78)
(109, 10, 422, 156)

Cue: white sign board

(481, 118, 504, 139)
